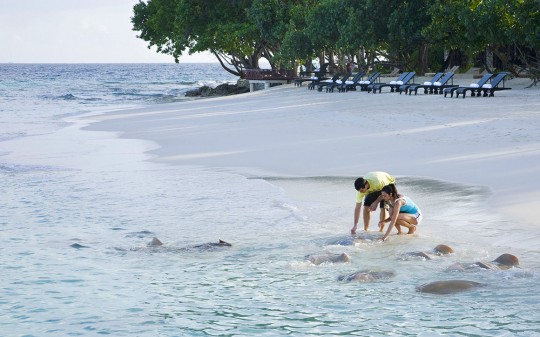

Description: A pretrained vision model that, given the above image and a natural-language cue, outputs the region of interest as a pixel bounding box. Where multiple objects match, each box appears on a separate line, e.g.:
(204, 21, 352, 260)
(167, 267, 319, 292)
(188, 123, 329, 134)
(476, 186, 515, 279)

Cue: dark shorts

(364, 191, 385, 209)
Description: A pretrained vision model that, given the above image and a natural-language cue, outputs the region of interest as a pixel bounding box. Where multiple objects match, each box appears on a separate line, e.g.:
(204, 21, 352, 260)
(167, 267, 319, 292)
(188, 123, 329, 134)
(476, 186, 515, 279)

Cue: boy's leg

(363, 206, 371, 231)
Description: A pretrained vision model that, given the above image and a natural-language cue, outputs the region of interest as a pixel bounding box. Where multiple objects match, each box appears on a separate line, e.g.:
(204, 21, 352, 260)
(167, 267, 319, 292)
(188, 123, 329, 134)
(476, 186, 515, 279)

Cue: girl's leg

(396, 213, 418, 234)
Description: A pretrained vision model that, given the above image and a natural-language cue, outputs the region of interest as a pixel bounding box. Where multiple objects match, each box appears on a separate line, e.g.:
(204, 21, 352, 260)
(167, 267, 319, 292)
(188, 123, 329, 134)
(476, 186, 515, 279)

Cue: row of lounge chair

(297, 70, 511, 98)
(306, 71, 382, 92)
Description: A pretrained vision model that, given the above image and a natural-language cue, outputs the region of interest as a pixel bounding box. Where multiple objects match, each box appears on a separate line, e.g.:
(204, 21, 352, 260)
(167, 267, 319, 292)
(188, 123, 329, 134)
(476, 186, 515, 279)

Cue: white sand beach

(77, 77, 540, 229)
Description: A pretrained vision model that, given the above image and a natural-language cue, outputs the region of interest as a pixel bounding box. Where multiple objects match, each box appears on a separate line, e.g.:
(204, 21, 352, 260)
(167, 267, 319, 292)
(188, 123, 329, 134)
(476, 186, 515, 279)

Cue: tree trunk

(417, 43, 428, 76)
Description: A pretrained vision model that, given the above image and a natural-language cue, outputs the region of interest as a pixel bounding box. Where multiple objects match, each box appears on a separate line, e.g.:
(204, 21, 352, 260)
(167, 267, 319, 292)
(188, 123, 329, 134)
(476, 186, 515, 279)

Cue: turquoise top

(394, 196, 420, 214)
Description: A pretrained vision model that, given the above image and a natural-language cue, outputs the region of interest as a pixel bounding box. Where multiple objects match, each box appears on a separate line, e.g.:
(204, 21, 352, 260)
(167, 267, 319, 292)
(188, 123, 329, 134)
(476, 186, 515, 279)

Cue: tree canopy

(132, 0, 540, 79)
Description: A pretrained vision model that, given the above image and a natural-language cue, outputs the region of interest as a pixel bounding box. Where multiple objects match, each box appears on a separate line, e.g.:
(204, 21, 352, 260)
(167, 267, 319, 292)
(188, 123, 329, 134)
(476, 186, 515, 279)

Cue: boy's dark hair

(354, 177, 366, 191)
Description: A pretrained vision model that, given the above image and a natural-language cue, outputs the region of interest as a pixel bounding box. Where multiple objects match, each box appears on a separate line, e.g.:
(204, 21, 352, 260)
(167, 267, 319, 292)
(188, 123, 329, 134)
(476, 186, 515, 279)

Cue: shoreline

(80, 78, 540, 228)
(3, 76, 539, 229)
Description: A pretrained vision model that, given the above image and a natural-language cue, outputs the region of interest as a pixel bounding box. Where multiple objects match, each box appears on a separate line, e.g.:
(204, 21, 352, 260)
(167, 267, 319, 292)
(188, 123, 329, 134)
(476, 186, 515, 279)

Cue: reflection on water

(1, 166, 539, 336)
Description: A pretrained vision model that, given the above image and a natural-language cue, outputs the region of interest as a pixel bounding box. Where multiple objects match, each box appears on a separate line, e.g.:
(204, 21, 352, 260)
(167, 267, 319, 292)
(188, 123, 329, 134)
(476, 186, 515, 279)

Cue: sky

(0, 0, 216, 63)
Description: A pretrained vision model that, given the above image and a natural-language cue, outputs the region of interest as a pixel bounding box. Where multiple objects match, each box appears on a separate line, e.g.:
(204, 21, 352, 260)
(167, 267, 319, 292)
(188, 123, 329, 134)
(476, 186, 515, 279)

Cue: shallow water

(1, 64, 539, 336)
(2, 159, 539, 336)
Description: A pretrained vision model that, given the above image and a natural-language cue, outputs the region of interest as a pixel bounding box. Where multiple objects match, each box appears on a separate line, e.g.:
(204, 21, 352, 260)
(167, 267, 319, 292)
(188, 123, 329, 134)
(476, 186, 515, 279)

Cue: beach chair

(367, 72, 407, 93)
(479, 72, 512, 97)
(366, 72, 406, 93)
(369, 72, 415, 94)
(338, 71, 366, 92)
(399, 72, 443, 95)
(444, 73, 493, 98)
(294, 74, 321, 87)
(316, 73, 346, 92)
(308, 73, 339, 90)
(355, 72, 381, 91)
(382, 67, 400, 77)
(326, 73, 351, 92)
(408, 72, 457, 95)
(446, 65, 460, 74)
(294, 63, 329, 87)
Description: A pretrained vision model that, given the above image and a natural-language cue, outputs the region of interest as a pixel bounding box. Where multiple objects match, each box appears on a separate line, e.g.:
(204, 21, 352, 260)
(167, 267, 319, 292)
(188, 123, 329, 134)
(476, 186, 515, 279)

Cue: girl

(379, 184, 422, 241)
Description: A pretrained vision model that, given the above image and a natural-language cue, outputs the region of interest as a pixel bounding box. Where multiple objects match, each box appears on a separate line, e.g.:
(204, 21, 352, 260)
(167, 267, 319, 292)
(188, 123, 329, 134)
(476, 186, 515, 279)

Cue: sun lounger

(454, 72, 512, 98)
(408, 72, 457, 95)
(399, 72, 443, 95)
(338, 71, 365, 92)
(294, 75, 325, 87)
(294, 63, 330, 87)
(315, 73, 346, 92)
(355, 72, 381, 91)
(382, 67, 400, 77)
(308, 73, 339, 90)
(479, 72, 512, 97)
(444, 73, 493, 98)
(371, 71, 415, 93)
(367, 72, 411, 93)
(446, 65, 460, 74)
(326, 73, 351, 92)
(366, 72, 406, 93)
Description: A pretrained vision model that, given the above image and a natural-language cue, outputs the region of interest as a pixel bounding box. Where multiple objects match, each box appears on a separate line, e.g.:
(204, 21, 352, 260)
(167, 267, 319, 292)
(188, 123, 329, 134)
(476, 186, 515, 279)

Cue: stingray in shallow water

(338, 270, 395, 282)
(404, 244, 455, 260)
(446, 253, 520, 272)
(70, 243, 90, 249)
(417, 280, 485, 295)
(126, 238, 232, 252)
(305, 252, 351, 265)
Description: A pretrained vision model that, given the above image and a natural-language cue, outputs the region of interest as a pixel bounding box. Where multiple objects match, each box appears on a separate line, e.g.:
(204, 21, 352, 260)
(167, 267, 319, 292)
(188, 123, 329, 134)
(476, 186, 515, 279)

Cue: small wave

(112, 92, 168, 98)
(178, 80, 198, 85)
(0, 163, 57, 173)
(0, 132, 26, 142)
(125, 230, 155, 238)
(194, 80, 236, 88)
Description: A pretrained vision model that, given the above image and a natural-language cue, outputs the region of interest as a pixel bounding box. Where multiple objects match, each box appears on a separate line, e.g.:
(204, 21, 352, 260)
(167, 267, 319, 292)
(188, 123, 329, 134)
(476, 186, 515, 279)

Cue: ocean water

(1, 64, 539, 337)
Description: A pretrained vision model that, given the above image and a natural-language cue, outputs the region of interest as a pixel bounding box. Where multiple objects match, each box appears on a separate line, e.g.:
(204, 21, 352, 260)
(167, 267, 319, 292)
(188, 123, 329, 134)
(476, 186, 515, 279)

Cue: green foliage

(132, 0, 539, 77)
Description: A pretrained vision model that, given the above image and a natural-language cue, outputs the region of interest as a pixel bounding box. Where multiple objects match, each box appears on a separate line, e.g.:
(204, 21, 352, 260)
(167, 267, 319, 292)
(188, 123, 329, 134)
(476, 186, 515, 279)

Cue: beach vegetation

(132, 0, 539, 82)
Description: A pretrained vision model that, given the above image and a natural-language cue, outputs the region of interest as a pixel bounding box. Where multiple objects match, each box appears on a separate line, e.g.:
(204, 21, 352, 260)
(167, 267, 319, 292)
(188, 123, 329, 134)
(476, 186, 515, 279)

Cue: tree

(132, 0, 539, 81)
(132, 0, 263, 77)
(387, 0, 432, 74)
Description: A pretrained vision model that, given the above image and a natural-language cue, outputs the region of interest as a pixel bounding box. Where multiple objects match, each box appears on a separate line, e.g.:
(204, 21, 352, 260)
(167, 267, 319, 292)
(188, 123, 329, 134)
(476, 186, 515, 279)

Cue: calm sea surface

(1, 64, 539, 336)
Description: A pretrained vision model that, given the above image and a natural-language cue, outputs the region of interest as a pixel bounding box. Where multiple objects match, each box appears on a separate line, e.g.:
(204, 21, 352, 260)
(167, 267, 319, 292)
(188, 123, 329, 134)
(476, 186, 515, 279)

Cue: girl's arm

(382, 200, 403, 241)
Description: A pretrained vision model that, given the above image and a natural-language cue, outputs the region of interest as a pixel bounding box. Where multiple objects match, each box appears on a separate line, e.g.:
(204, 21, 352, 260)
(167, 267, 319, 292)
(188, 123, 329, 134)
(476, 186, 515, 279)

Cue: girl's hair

(381, 183, 398, 197)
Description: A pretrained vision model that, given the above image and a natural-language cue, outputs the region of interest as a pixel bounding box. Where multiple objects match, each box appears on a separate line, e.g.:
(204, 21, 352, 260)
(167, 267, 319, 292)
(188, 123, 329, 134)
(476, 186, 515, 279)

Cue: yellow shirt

(356, 171, 396, 203)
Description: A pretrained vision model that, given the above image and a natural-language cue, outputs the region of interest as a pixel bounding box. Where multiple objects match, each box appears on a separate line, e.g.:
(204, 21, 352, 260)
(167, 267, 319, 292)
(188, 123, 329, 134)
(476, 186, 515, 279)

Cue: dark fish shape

(305, 253, 351, 265)
(406, 244, 455, 260)
(447, 253, 520, 271)
(338, 270, 395, 282)
(70, 243, 89, 249)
